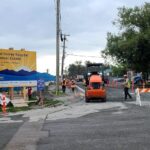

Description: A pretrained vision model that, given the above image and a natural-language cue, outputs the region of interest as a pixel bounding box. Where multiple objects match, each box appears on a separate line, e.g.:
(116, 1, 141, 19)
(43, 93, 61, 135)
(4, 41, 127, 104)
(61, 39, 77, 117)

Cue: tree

(111, 65, 127, 77)
(68, 61, 86, 78)
(67, 61, 111, 79)
(102, 3, 150, 79)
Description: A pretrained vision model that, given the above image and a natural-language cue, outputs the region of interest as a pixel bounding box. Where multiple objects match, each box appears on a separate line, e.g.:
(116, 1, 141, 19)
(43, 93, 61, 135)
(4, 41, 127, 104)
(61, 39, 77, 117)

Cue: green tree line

(102, 3, 150, 79)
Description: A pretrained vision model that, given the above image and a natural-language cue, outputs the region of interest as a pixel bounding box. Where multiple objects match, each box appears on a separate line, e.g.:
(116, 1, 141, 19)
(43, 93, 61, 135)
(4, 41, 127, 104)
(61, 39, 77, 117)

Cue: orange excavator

(84, 63, 106, 102)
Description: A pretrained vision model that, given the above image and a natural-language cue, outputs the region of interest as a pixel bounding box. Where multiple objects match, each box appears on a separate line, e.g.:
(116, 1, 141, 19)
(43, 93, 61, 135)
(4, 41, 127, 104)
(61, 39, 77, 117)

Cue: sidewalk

(0, 86, 84, 121)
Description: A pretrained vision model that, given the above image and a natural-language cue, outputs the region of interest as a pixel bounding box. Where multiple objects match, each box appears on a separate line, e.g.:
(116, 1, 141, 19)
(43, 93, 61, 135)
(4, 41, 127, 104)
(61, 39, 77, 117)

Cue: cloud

(37, 54, 56, 75)
(0, 0, 147, 74)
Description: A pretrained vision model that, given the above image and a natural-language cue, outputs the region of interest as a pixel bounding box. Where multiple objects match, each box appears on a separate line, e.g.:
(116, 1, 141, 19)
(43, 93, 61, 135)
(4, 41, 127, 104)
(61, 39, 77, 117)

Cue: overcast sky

(0, 0, 148, 75)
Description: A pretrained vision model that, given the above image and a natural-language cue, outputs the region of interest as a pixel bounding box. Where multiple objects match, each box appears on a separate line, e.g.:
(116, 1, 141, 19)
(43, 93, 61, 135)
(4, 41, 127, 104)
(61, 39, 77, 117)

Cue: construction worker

(61, 79, 66, 93)
(71, 80, 76, 93)
(124, 75, 132, 100)
(27, 87, 32, 99)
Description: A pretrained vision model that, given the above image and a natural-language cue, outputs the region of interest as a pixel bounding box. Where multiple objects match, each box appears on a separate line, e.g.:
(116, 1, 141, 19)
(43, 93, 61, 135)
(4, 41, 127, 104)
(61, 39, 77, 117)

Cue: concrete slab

(12, 99, 28, 107)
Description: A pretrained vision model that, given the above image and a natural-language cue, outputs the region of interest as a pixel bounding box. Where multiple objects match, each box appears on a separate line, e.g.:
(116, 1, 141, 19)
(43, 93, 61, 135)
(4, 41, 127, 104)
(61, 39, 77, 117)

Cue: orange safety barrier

(136, 88, 150, 106)
(1, 94, 7, 114)
(138, 88, 150, 93)
(106, 80, 123, 88)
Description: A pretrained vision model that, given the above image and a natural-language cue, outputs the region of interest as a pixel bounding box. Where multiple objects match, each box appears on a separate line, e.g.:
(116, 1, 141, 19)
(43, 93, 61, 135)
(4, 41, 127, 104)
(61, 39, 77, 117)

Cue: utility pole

(61, 34, 69, 80)
(56, 0, 60, 95)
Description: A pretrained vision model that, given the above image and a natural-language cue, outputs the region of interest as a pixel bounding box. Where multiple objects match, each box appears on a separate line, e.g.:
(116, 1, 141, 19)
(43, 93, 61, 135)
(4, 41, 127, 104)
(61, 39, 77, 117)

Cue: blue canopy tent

(0, 70, 56, 82)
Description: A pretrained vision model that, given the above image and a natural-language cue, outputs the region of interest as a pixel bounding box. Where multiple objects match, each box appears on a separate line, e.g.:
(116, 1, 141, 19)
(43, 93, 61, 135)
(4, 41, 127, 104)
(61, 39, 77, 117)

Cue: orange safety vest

(71, 82, 76, 88)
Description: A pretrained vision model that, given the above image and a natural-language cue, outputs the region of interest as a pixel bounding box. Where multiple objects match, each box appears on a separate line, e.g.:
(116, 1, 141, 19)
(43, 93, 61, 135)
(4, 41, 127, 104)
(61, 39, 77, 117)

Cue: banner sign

(0, 49, 36, 71)
(0, 49, 37, 87)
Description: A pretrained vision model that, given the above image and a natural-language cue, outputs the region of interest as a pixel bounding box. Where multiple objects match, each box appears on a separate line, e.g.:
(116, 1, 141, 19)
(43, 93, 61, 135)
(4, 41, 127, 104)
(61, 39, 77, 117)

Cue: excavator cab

(85, 63, 106, 102)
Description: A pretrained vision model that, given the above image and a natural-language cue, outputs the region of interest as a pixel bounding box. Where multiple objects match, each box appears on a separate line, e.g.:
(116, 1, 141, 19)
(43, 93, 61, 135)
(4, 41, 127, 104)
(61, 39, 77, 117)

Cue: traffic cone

(2, 95, 7, 115)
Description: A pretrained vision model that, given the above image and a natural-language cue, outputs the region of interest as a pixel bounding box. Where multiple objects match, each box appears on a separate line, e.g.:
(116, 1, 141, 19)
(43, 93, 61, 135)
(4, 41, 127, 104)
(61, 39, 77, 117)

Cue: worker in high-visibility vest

(124, 75, 132, 100)
(71, 80, 76, 93)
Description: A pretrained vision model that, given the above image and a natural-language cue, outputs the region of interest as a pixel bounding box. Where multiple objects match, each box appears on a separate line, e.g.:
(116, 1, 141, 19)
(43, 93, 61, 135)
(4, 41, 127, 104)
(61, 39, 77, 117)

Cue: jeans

(124, 87, 132, 100)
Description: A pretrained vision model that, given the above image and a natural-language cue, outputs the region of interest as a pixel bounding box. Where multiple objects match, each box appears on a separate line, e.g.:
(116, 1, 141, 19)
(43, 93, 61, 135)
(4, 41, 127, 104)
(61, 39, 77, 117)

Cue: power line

(66, 53, 102, 58)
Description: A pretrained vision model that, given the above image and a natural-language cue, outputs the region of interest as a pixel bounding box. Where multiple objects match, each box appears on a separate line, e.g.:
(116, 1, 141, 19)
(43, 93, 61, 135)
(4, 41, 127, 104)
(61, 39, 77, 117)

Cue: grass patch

(0, 106, 30, 113)
(51, 90, 67, 96)
(29, 97, 37, 101)
(44, 98, 62, 107)
(28, 98, 62, 107)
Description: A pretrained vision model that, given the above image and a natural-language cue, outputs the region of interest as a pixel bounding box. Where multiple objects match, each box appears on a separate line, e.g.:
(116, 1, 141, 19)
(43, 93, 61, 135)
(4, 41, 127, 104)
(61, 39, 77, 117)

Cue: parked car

(113, 78, 124, 83)
(134, 76, 143, 85)
(116, 78, 124, 82)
